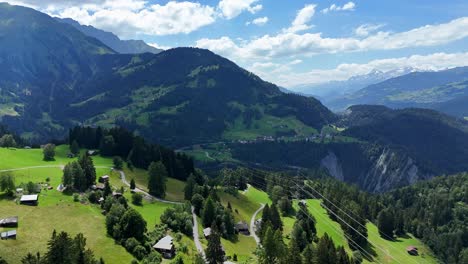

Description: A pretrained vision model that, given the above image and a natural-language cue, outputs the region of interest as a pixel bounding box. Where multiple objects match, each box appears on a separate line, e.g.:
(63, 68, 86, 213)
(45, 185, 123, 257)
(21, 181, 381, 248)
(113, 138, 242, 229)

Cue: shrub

(73, 193, 80, 202)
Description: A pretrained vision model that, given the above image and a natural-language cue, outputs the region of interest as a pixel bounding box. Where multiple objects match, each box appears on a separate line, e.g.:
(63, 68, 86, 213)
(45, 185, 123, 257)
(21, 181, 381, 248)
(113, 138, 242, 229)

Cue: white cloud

(148, 42, 172, 50)
(285, 4, 316, 33)
(322, 2, 356, 14)
(218, 0, 262, 19)
(247, 16, 268, 26)
(50, 1, 217, 38)
(354, 23, 385, 37)
(266, 52, 468, 88)
(197, 17, 468, 61)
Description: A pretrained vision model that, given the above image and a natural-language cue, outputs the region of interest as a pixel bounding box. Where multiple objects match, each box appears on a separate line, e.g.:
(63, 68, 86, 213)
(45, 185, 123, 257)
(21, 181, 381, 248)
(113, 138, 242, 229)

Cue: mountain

(0, 3, 335, 146)
(294, 67, 417, 106)
(327, 67, 468, 117)
(58, 18, 163, 54)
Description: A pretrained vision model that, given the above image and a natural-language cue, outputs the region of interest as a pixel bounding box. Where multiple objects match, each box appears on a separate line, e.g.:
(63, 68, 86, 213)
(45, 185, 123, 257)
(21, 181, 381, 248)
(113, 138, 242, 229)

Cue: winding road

(250, 203, 265, 245)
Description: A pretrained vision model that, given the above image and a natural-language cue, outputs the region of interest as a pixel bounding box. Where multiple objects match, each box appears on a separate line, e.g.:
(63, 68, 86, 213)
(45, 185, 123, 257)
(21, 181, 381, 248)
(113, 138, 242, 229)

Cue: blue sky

(8, 0, 468, 90)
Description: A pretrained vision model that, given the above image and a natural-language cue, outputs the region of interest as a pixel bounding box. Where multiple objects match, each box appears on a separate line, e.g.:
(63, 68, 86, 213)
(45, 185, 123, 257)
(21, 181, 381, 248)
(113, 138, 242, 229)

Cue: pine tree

(129, 178, 136, 190)
(62, 163, 73, 188)
(184, 175, 196, 200)
(71, 161, 86, 191)
(202, 197, 216, 227)
(70, 140, 80, 155)
(45, 231, 74, 264)
(148, 161, 167, 198)
(287, 237, 302, 264)
(206, 227, 225, 264)
(377, 209, 395, 239)
(103, 181, 112, 197)
(316, 233, 337, 264)
(269, 204, 283, 231)
(336, 246, 351, 264)
(302, 244, 315, 264)
(78, 154, 96, 188)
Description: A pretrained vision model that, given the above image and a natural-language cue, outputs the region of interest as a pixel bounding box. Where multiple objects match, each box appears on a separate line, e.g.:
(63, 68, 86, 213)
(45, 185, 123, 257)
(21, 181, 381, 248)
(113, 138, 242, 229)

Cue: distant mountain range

(57, 18, 162, 54)
(294, 67, 418, 103)
(325, 67, 468, 118)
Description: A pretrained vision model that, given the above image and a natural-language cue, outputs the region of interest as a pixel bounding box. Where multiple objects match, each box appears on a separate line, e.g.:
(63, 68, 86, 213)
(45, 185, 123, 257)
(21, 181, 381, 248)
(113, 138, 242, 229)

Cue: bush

(125, 237, 141, 253)
(88, 191, 99, 204)
(73, 193, 80, 202)
(133, 245, 147, 260)
(132, 192, 143, 206)
(142, 251, 162, 264)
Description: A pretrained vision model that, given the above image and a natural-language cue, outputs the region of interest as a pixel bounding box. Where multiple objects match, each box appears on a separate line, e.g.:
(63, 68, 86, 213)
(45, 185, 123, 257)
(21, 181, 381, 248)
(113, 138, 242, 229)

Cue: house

(235, 221, 250, 235)
(16, 188, 24, 194)
(407, 246, 418, 256)
(87, 150, 98, 156)
(1, 230, 17, 240)
(112, 191, 123, 198)
(91, 183, 105, 191)
(0, 216, 18, 227)
(153, 235, 175, 259)
(203, 227, 212, 238)
(98, 175, 110, 183)
(20, 194, 39, 206)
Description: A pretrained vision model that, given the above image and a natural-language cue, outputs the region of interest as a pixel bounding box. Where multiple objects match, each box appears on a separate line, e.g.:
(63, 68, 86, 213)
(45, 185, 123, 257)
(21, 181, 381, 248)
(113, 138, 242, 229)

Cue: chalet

(235, 221, 250, 235)
(0, 216, 18, 227)
(91, 183, 105, 191)
(153, 235, 175, 258)
(407, 246, 418, 256)
(112, 191, 123, 198)
(98, 175, 110, 183)
(203, 227, 212, 238)
(0, 230, 17, 240)
(87, 150, 98, 156)
(16, 188, 24, 194)
(20, 194, 39, 206)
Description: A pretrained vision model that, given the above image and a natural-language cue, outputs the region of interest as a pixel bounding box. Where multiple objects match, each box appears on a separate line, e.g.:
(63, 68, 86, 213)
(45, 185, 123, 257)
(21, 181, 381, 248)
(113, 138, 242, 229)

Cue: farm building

(98, 175, 110, 183)
(20, 194, 39, 206)
(87, 150, 98, 156)
(0, 230, 17, 240)
(0, 216, 18, 227)
(407, 246, 418, 256)
(153, 235, 175, 258)
(235, 221, 250, 235)
(203, 227, 212, 238)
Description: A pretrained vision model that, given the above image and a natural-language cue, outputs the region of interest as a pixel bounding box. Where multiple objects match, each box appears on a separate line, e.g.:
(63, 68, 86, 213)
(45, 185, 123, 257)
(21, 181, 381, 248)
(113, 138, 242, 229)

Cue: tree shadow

(361, 243, 379, 262)
(0, 192, 15, 201)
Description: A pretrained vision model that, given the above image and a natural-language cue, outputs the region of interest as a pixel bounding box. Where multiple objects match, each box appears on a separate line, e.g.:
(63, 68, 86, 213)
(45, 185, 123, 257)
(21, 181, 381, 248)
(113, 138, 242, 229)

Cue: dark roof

(0, 216, 18, 225)
(235, 221, 249, 230)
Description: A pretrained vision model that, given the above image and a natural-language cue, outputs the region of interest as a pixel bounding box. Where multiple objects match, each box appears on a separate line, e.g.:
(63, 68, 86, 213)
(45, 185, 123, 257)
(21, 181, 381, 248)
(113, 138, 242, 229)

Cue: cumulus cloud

(354, 23, 385, 37)
(265, 52, 468, 88)
(246, 16, 268, 26)
(285, 4, 316, 33)
(197, 17, 468, 61)
(321, 2, 356, 14)
(50, 1, 217, 38)
(218, 0, 262, 19)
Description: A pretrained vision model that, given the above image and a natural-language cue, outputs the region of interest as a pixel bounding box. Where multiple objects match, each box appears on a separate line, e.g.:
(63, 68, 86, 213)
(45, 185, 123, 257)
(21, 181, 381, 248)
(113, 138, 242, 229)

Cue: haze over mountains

(57, 18, 163, 54)
(0, 3, 467, 193)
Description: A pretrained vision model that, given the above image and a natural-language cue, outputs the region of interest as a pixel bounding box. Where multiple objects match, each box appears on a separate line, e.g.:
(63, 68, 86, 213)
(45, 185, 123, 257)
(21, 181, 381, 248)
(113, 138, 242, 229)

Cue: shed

(99, 175, 110, 183)
(0, 230, 17, 240)
(20, 194, 39, 206)
(235, 221, 250, 235)
(0, 216, 18, 227)
(87, 150, 98, 156)
(153, 235, 175, 258)
(407, 246, 418, 255)
(203, 227, 212, 238)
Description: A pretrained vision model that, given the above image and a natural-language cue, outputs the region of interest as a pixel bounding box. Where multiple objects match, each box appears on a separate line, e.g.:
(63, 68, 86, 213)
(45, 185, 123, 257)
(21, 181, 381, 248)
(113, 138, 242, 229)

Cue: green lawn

(218, 190, 261, 223)
(243, 185, 271, 205)
(122, 167, 186, 202)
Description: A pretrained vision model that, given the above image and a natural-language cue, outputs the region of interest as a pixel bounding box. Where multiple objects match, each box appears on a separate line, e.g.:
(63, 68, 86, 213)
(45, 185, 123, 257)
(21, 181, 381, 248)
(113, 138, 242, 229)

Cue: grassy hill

(0, 145, 192, 263)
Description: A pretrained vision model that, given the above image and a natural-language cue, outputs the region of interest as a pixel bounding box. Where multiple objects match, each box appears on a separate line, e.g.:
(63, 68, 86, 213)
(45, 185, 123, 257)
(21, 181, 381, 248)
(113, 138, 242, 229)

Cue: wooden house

(153, 235, 175, 258)
(20, 194, 39, 206)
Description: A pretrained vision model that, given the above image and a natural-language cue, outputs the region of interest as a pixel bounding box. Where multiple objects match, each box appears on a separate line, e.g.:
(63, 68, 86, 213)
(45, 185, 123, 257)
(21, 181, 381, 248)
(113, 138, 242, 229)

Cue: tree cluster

(62, 154, 96, 192)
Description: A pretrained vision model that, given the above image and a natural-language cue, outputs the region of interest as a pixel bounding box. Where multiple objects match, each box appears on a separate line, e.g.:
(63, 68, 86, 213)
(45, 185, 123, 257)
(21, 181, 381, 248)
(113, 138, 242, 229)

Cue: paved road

(250, 203, 265, 245)
(192, 206, 206, 258)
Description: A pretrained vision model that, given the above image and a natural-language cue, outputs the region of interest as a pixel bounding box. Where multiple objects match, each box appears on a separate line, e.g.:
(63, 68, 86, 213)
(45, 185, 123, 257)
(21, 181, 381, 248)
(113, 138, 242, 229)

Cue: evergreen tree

(129, 178, 136, 190)
(202, 197, 216, 227)
(79, 154, 96, 188)
(287, 237, 302, 264)
(71, 161, 86, 191)
(316, 233, 337, 264)
(147, 161, 167, 198)
(291, 222, 308, 251)
(206, 227, 225, 264)
(377, 209, 395, 239)
(0, 173, 15, 196)
(103, 181, 112, 197)
(70, 140, 80, 155)
(45, 230, 74, 264)
(21, 252, 41, 264)
(99, 135, 115, 156)
(302, 244, 315, 264)
(269, 204, 283, 231)
(336, 246, 351, 264)
(113, 156, 123, 170)
(191, 194, 204, 215)
(184, 175, 196, 200)
(62, 163, 73, 188)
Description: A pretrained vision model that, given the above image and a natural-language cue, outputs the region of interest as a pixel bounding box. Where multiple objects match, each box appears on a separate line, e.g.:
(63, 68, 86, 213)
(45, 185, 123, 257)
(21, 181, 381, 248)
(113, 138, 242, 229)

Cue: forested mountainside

(58, 18, 163, 54)
(328, 67, 468, 118)
(0, 3, 335, 146)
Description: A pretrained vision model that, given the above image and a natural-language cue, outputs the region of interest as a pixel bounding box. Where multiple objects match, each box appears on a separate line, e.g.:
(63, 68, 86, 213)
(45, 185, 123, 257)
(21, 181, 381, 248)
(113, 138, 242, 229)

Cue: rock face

(321, 152, 344, 181)
(321, 148, 428, 192)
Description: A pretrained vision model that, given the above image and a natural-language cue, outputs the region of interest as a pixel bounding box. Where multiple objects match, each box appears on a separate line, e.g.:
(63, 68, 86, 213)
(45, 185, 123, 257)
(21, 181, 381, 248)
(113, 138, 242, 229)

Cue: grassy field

(0, 146, 189, 263)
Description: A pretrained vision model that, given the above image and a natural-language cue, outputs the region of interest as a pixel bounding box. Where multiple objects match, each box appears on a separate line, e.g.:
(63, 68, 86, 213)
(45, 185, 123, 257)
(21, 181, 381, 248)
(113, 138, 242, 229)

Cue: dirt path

(191, 206, 206, 258)
(250, 203, 265, 245)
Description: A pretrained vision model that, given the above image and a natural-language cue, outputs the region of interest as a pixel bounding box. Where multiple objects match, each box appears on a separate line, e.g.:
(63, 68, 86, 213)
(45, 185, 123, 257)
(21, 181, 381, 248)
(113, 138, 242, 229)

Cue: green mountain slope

(0, 3, 335, 146)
